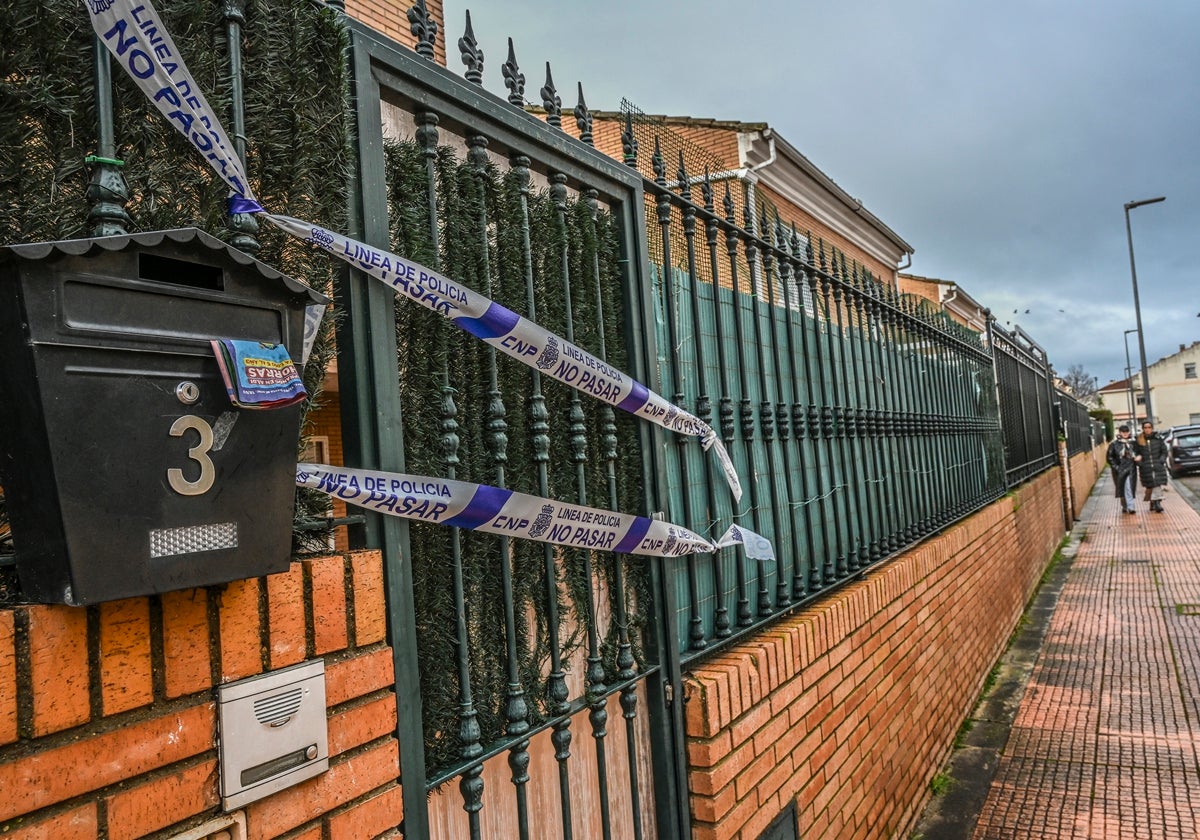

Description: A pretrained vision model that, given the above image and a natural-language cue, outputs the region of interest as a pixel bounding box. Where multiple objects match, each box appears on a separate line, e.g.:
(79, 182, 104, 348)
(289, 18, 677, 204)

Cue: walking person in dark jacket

(1107, 425, 1138, 513)
(1134, 420, 1170, 513)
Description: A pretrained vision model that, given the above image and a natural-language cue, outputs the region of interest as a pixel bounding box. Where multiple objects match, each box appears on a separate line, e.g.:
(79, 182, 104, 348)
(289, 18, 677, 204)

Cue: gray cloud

(444, 0, 1199, 385)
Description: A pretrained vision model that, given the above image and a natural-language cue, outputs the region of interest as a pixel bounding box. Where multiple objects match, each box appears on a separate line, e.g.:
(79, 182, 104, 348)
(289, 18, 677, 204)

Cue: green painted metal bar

(743, 198, 784, 613)
(845, 270, 880, 561)
(551, 162, 613, 840)
(677, 155, 732, 639)
(702, 176, 751, 627)
(652, 139, 708, 651)
(86, 36, 129, 236)
(831, 258, 865, 570)
(760, 220, 796, 606)
(222, 0, 259, 254)
(465, 128, 534, 839)
(415, 108, 486, 837)
(722, 184, 770, 614)
(340, 30, 428, 840)
(584, 181, 646, 840)
(802, 239, 835, 586)
(776, 227, 812, 599)
(815, 244, 848, 578)
(510, 149, 575, 840)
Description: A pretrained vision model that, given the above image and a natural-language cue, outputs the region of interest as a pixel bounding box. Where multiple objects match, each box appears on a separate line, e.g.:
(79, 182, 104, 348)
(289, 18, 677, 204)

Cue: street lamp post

(1123, 328, 1138, 422)
(1124, 196, 1165, 424)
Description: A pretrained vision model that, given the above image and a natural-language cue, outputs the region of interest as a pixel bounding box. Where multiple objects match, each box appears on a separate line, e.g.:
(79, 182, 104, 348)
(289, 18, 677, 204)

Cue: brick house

(897, 273, 989, 334)
(561, 110, 914, 291)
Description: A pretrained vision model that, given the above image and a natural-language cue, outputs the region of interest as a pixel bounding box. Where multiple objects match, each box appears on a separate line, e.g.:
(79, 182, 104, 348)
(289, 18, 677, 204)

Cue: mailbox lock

(305, 745, 318, 760)
(176, 381, 201, 404)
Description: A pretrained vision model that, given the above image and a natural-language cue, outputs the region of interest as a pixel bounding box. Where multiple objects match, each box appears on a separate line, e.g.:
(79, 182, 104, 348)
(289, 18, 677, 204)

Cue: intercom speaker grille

(254, 687, 303, 726)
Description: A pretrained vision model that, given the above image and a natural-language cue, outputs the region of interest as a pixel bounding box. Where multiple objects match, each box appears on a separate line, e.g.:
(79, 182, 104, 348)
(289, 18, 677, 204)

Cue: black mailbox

(0, 228, 328, 605)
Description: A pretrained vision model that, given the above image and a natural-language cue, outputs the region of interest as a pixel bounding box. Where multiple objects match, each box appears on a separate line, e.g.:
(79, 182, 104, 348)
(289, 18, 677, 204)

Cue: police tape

(298, 463, 773, 560)
(85, 0, 742, 503)
(267, 215, 743, 500)
(85, 0, 252, 199)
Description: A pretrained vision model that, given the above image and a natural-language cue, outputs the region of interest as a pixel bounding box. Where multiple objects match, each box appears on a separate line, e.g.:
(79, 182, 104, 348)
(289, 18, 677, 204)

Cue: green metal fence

(989, 321, 1060, 486)
(636, 160, 1008, 658)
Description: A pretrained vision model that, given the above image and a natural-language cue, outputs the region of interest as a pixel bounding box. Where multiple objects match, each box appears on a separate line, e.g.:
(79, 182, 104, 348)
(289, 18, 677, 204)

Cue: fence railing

(1058, 388, 1101, 456)
(634, 151, 1008, 658)
(988, 321, 1059, 487)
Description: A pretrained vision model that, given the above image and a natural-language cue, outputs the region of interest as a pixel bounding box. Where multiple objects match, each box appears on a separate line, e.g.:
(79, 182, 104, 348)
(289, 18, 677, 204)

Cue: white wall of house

(1116, 341, 1200, 427)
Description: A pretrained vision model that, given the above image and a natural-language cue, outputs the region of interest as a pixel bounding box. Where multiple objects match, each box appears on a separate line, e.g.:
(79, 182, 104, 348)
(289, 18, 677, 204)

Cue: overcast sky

(441, 0, 1198, 388)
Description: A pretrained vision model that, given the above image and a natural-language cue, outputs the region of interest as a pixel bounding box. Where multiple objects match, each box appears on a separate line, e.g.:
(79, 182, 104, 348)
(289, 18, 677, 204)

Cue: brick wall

(683, 465, 1075, 840)
(344, 0, 446, 67)
(0, 449, 1106, 840)
(0, 551, 398, 840)
(755, 183, 897, 286)
(1069, 446, 1104, 519)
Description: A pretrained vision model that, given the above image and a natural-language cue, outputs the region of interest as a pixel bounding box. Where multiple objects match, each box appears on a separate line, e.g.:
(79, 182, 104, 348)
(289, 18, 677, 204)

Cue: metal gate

(336, 16, 686, 839)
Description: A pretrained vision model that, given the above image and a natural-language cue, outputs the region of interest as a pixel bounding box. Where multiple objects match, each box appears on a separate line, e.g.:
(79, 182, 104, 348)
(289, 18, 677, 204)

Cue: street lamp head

(1125, 196, 1166, 211)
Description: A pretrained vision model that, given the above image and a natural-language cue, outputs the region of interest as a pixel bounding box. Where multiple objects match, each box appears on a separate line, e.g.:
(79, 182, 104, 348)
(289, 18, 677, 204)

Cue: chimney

(1182, 344, 1187, 353)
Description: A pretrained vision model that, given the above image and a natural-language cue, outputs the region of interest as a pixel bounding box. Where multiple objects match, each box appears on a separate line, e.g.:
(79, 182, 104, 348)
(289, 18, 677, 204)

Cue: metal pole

(1124, 196, 1165, 423)
(1122, 329, 1138, 423)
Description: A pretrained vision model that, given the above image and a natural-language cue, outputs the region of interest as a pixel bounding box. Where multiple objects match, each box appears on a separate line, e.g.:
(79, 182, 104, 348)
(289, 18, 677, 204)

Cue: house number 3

(167, 415, 215, 496)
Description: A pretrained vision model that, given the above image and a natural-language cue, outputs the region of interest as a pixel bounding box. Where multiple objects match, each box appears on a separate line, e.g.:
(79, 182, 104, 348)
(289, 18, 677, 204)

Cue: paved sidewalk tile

(971, 486, 1200, 839)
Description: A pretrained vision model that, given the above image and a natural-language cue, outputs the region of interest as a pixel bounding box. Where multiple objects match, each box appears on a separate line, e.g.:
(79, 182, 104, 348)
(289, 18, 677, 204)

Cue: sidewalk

(907, 480, 1200, 840)
(967, 479, 1200, 838)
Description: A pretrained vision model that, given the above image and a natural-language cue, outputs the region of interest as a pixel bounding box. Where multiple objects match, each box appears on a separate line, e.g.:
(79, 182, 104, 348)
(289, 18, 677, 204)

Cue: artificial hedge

(0, 0, 349, 573)
(385, 138, 649, 769)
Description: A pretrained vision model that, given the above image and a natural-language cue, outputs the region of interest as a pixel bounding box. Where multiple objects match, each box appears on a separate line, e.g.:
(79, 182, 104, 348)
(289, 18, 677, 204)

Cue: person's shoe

(1152, 501, 1164, 513)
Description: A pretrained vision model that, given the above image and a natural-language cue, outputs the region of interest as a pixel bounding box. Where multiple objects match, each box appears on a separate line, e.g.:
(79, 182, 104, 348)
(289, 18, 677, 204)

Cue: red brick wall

(345, 0, 447, 67)
(683, 466, 1071, 839)
(0, 551, 397, 840)
(756, 183, 897, 286)
(0, 446, 1105, 839)
(1069, 446, 1104, 519)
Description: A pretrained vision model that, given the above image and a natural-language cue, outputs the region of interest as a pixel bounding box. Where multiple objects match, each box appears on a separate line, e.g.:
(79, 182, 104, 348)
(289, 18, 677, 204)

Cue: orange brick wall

(683, 464, 1073, 840)
(0, 551, 397, 840)
(345, 0, 447, 67)
(1069, 446, 1104, 519)
(756, 183, 896, 286)
(896, 275, 943, 306)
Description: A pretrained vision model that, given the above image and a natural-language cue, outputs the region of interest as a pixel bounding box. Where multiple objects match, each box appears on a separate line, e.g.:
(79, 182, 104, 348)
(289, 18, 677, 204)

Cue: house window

(1191, 413, 1200, 425)
(1186, 362, 1197, 379)
(300, 436, 330, 464)
(299, 436, 335, 550)
(1136, 394, 1146, 405)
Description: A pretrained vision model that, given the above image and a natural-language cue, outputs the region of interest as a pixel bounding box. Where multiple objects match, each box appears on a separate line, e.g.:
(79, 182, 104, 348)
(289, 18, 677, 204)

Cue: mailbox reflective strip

(149, 522, 238, 558)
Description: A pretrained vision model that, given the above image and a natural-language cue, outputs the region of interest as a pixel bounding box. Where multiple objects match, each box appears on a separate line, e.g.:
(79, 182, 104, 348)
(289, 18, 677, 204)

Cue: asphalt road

(1175, 473, 1200, 512)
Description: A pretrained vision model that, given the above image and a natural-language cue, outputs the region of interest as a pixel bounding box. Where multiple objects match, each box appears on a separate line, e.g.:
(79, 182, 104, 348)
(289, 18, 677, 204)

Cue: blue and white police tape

(298, 464, 717, 557)
(86, 0, 742, 502)
(297, 464, 773, 560)
(268, 216, 743, 501)
(85, 0, 255, 203)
